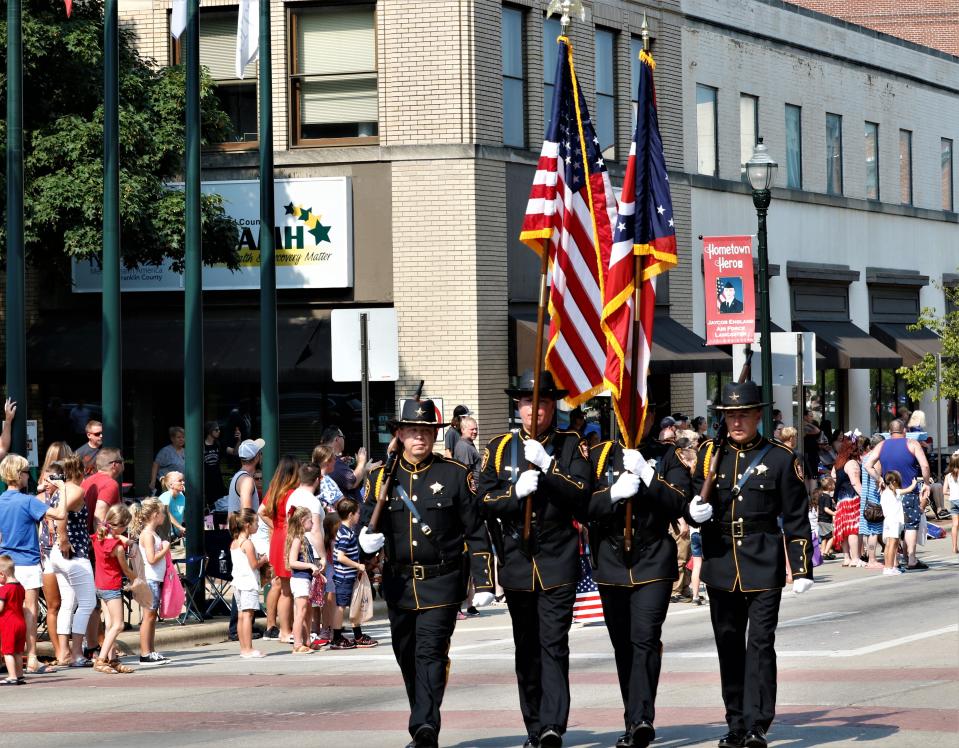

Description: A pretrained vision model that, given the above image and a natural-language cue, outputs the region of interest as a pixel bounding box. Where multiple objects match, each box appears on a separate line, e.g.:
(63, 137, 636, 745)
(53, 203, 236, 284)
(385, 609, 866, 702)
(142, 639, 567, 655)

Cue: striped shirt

(333, 524, 359, 578)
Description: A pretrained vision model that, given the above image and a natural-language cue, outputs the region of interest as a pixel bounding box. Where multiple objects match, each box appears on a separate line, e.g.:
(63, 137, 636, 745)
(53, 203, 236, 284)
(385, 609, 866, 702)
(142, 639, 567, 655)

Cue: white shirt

(944, 473, 959, 505)
(140, 529, 166, 582)
(230, 541, 260, 591)
(287, 486, 324, 555)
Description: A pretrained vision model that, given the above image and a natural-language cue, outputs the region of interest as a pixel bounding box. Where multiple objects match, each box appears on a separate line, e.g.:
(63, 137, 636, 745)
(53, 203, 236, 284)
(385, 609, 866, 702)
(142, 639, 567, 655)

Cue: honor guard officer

(476, 370, 591, 748)
(358, 397, 495, 748)
(588, 432, 689, 748)
(688, 382, 814, 748)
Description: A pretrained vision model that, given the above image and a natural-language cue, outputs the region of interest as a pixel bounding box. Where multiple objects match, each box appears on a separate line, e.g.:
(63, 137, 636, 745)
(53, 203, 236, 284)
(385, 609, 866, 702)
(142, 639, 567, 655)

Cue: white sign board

(72, 177, 353, 292)
(398, 398, 446, 442)
(733, 332, 816, 387)
(26, 420, 39, 468)
(331, 308, 399, 382)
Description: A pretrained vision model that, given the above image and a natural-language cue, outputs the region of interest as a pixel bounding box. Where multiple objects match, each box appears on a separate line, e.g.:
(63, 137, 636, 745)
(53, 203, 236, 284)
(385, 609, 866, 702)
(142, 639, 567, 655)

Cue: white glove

(792, 578, 814, 595)
(358, 526, 385, 554)
(688, 496, 713, 523)
(515, 469, 540, 498)
(524, 439, 553, 472)
(472, 591, 495, 608)
(610, 472, 641, 505)
(622, 449, 654, 486)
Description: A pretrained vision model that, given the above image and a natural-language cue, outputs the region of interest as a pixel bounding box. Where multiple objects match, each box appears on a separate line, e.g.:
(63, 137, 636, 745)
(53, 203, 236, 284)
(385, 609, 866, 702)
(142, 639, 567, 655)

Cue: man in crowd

(321, 426, 375, 501)
(75, 420, 104, 476)
(444, 404, 472, 458)
(688, 382, 813, 748)
(477, 370, 591, 748)
(453, 416, 480, 478)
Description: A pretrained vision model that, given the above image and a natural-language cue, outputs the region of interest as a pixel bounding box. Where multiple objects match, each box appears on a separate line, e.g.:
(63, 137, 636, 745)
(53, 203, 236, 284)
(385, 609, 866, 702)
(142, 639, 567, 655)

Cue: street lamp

(745, 137, 778, 436)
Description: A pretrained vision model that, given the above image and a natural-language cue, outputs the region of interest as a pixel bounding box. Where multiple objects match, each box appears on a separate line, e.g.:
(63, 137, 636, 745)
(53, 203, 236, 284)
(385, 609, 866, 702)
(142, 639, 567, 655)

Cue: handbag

(863, 500, 884, 523)
(811, 533, 823, 567)
(309, 573, 326, 607)
(159, 554, 186, 619)
(350, 571, 374, 623)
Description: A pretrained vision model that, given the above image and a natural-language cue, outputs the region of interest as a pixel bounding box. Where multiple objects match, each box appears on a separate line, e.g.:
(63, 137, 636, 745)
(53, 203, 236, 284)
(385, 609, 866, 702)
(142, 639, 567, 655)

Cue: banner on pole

(702, 235, 755, 346)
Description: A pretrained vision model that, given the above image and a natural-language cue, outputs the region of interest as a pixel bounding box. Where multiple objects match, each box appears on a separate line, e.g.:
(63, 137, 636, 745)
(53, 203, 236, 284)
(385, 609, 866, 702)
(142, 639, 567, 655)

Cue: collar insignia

(430, 481, 444, 494)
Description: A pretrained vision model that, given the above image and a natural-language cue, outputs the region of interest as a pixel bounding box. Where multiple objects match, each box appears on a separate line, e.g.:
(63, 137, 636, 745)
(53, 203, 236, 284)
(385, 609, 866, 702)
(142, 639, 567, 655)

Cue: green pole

(259, 0, 278, 481)
(5, 0, 26, 455)
(754, 188, 774, 437)
(184, 0, 205, 583)
(102, 0, 122, 449)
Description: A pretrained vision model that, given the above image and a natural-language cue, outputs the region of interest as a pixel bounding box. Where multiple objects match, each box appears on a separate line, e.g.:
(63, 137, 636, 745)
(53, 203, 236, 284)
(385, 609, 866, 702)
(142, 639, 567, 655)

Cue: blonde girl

(91, 504, 136, 674)
(229, 509, 268, 658)
(880, 470, 916, 576)
(287, 507, 320, 653)
(942, 453, 959, 554)
(36, 441, 73, 666)
(157, 471, 187, 539)
(134, 499, 170, 663)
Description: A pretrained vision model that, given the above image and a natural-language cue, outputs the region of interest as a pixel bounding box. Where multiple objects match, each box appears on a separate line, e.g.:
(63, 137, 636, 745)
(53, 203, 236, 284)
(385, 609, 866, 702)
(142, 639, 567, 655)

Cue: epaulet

(372, 467, 386, 499)
(697, 439, 712, 452)
(555, 428, 580, 436)
(702, 440, 716, 478)
(489, 432, 514, 473)
(770, 440, 797, 455)
(592, 440, 614, 480)
(440, 456, 469, 471)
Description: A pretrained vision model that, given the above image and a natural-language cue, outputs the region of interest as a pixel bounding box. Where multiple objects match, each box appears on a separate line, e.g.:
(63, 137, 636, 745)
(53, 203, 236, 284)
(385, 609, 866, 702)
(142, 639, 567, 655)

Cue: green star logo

(299, 206, 313, 223)
(309, 222, 331, 243)
(284, 201, 296, 216)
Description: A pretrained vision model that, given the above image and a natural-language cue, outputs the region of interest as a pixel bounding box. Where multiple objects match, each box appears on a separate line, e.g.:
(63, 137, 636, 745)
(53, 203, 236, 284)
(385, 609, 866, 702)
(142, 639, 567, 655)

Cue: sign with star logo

(71, 177, 354, 293)
(702, 235, 755, 346)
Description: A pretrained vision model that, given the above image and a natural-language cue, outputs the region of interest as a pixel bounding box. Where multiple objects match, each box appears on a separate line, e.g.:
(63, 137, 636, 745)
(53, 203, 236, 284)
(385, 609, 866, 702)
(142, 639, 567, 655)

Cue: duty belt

(718, 518, 781, 538)
(390, 559, 462, 581)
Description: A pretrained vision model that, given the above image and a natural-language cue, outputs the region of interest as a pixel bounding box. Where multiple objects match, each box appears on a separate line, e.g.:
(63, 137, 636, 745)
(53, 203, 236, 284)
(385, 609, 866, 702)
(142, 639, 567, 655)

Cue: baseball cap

(672, 412, 689, 423)
(453, 405, 472, 418)
(660, 416, 676, 429)
(238, 438, 266, 460)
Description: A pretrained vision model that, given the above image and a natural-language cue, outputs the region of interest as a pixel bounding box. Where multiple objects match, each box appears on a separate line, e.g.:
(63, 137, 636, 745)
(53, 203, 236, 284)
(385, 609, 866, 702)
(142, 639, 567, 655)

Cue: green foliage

(0, 0, 239, 272)
(897, 284, 959, 401)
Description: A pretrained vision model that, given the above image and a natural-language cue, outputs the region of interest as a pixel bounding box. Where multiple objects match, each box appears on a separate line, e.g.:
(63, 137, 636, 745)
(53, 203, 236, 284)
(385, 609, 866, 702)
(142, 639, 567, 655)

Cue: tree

(0, 0, 239, 273)
(898, 283, 959, 402)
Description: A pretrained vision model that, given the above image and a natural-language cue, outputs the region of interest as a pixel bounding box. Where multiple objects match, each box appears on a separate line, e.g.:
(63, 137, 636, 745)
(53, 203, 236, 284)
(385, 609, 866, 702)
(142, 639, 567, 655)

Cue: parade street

(5, 542, 957, 748)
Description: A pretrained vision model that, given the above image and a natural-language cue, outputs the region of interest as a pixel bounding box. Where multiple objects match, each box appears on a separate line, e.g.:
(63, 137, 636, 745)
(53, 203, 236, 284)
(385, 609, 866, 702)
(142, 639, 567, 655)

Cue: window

(630, 36, 643, 130)
(594, 28, 616, 159)
(825, 113, 843, 195)
(172, 11, 257, 145)
(542, 16, 562, 130)
(869, 369, 914, 435)
(943, 138, 954, 212)
(501, 6, 525, 148)
(864, 121, 879, 200)
(290, 5, 377, 144)
(899, 129, 913, 205)
(784, 104, 802, 189)
(740, 94, 758, 182)
(696, 84, 718, 177)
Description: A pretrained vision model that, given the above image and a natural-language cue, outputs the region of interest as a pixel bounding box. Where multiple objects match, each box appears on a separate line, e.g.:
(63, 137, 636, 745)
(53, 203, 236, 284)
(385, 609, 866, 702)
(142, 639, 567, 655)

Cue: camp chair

(173, 555, 206, 625)
(204, 529, 234, 618)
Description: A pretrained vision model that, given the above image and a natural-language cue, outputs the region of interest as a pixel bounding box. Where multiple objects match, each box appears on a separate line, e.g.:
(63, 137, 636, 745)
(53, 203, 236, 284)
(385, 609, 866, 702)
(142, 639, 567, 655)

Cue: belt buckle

(412, 564, 426, 580)
(421, 524, 432, 536)
(732, 519, 744, 538)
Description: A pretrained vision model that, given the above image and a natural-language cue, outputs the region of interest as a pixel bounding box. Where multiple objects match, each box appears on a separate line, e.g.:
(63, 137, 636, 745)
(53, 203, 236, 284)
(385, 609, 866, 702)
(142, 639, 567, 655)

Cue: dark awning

(870, 323, 940, 367)
(510, 311, 731, 376)
(793, 320, 901, 369)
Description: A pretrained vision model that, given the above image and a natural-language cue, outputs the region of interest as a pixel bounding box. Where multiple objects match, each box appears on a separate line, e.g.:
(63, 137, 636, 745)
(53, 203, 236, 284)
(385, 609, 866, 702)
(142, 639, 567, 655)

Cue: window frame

(696, 84, 719, 177)
(288, 3, 379, 148)
(784, 103, 802, 189)
(501, 4, 527, 149)
(739, 93, 758, 183)
(593, 26, 617, 160)
(542, 15, 562, 132)
(942, 137, 954, 212)
(825, 112, 843, 196)
(864, 121, 879, 201)
(899, 128, 913, 205)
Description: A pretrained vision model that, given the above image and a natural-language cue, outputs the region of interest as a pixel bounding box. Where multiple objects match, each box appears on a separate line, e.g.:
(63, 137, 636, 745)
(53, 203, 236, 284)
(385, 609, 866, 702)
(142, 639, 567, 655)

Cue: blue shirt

(333, 524, 359, 578)
(0, 489, 50, 566)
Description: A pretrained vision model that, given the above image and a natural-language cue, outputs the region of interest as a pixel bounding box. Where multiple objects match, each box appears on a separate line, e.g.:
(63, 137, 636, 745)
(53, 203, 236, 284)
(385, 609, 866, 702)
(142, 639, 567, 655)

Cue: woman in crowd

(37, 441, 73, 665)
(858, 434, 885, 568)
(157, 471, 187, 541)
(780, 427, 798, 451)
(943, 452, 959, 555)
(832, 439, 864, 567)
(691, 416, 709, 439)
(149, 426, 185, 495)
(203, 421, 240, 512)
(906, 410, 926, 433)
(261, 455, 301, 641)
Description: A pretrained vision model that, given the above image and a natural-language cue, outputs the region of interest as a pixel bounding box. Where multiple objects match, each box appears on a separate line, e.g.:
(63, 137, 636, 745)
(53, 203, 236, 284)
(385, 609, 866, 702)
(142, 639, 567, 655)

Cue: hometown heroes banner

(702, 235, 755, 346)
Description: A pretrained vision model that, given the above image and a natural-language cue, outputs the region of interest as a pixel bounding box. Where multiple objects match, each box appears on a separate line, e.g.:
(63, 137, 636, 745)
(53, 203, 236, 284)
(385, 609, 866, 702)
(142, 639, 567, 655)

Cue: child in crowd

(881, 470, 915, 577)
(314, 445, 344, 511)
(318, 511, 341, 644)
(134, 499, 171, 663)
(287, 507, 323, 654)
(91, 504, 137, 674)
(0, 555, 27, 685)
(229, 508, 269, 658)
(818, 477, 837, 559)
(331, 498, 377, 649)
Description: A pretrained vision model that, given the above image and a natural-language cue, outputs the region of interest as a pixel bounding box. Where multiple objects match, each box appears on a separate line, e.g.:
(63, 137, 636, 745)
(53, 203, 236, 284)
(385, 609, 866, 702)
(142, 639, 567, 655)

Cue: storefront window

(869, 369, 913, 434)
(706, 371, 733, 432)
(805, 369, 841, 435)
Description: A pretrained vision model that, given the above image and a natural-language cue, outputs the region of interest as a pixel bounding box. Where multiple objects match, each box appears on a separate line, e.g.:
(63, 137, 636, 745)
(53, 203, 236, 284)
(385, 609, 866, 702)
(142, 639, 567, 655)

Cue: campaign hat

(714, 381, 771, 411)
(504, 369, 569, 401)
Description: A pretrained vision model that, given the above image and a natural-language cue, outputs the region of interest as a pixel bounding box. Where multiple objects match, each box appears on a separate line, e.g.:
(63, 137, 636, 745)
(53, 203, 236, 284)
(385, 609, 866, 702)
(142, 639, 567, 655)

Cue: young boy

(331, 498, 377, 649)
(0, 555, 27, 685)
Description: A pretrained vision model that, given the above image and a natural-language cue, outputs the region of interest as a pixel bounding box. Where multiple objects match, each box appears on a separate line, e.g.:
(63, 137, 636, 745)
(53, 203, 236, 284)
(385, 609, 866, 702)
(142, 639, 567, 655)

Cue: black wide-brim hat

(505, 369, 569, 401)
(714, 381, 772, 411)
(388, 398, 450, 429)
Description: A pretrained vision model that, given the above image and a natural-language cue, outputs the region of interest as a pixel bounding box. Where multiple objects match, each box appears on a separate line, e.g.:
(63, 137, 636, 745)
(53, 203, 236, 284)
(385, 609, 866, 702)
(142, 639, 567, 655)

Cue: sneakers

(353, 634, 379, 648)
(882, 567, 903, 576)
(139, 652, 169, 665)
(329, 637, 357, 650)
(262, 626, 281, 640)
(465, 606, 480, 617)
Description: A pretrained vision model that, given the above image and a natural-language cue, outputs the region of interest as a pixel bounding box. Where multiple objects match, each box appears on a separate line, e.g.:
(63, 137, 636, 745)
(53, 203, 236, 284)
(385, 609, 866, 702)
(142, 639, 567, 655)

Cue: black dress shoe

(630, 721, 655, 748)
(615, 731, 633, 748)
(411, 724, 438, 748)
(523, 737, 540, 748)
(718, 730, 746, 748)
(744, 727, 767, 748)
(538, 726, 563, 748)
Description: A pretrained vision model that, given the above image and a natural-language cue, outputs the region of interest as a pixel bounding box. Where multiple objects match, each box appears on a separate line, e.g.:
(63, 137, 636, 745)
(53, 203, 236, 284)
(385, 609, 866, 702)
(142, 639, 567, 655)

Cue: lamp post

(745, 137, 778, 436)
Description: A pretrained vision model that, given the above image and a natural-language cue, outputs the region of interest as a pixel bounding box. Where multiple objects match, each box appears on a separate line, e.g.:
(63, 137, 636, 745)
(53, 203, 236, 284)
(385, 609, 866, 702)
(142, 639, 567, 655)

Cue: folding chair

(173, 555, 206, 625)
(204, 529, 234, 618)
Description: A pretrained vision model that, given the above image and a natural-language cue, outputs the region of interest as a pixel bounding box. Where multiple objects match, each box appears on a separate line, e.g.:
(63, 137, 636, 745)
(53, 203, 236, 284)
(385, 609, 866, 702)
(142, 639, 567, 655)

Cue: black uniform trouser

(388, 603, 458, 737)
(598, 579, 672, 727)
(707, 586, 782, 734)
(504, 582, 576, 737)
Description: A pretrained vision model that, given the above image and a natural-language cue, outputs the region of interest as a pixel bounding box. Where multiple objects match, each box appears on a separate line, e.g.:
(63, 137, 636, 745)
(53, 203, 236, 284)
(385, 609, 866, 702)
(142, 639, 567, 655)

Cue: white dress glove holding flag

(358, 526, 385, 554)
(472, 592, 495, 608)
(792, 578, 814, 595)
(516, 469, 540, 498)
(610, 472, 641, 505)
(622, 449, 655, 486)
(689, 496, 713, 523)
(523, 439, 553, 472)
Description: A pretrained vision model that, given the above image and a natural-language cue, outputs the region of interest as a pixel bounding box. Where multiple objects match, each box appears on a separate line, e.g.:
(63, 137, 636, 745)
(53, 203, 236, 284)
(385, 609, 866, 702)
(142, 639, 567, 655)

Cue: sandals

(0, 678, 23, 685)
(68, 657, 93, 668)
(109, 659, 136, 674)
(94, 659, 119, 674)
(291, 645, 314, 655)
(239, 650, 266, 659)
(25, 658, 55, 674)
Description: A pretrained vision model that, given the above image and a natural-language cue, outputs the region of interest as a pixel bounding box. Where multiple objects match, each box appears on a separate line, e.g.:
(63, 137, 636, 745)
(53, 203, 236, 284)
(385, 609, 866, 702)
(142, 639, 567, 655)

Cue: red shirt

(81, 473, 121, 532)
(0, 581, 26, 647)
(91, 535, 126, 590)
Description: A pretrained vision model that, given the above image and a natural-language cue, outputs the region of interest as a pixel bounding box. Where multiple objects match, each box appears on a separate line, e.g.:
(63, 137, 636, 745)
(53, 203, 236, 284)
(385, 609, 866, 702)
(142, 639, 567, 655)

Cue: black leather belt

(390, 559, 462, 581)
(718, 518, 781, 538)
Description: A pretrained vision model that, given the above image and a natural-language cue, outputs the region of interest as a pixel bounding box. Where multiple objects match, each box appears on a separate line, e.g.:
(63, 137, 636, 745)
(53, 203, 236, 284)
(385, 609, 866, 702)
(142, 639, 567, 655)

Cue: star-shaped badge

(415, 407, 425, 416)
(430, 481, 444, 494)
(755, 464, 768, 475)
(729, 392, 741, 402)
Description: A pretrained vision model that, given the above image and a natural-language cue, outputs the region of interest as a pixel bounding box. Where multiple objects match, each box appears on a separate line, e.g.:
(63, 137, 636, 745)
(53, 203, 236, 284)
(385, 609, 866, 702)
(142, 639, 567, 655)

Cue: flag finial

(641, 13, 650, 52)
(546, 1, 586, 34)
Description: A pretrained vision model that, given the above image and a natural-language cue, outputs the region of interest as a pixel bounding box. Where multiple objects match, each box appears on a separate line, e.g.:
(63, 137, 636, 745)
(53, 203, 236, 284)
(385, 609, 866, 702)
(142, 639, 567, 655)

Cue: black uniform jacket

(690, 435, 813, 592)
(363, 454, 494, 611)
(588, 440, 688, 587)
(641, 439, 693, 498)
(476, 428, 591, 591)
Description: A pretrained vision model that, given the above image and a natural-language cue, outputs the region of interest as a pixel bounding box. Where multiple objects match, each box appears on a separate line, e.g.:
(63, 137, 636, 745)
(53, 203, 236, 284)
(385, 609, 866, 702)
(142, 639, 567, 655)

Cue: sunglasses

(89, 432, 103, 437)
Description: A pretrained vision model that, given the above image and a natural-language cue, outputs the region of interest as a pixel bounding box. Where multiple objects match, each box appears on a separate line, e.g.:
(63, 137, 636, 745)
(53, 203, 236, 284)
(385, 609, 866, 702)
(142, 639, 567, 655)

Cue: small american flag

(573, 553, 605, 624)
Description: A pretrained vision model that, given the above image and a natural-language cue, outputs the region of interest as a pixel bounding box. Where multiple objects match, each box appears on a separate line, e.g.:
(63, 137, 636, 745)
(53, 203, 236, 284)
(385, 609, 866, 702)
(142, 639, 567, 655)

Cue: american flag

(573, 553, 604, 624)
(520, 36, 616, 406)
(603, 49, 677, 447)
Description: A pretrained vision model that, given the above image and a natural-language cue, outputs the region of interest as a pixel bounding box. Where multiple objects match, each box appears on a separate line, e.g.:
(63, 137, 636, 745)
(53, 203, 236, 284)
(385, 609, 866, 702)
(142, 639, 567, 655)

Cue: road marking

(778, 610, 859, 628)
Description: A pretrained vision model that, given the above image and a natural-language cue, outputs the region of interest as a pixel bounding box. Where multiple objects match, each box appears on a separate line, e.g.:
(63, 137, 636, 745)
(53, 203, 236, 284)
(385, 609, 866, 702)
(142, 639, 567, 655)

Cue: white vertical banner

(236, 0, 259, 79)
(170, 0, 187, 39)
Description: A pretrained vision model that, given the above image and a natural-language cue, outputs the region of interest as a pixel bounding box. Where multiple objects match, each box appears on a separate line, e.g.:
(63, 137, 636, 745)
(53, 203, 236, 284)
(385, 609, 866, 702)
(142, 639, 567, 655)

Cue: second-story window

(629, 36, 643, 130)
(696, 84, 718, 177)
(502, 5, 525, 148)
(865, 121, 879, 200)
(290, 4, 377, 145)
(542, 16, 562, 129)
(825, 112, 843, 195)
(944, 138, 954, 212)
(785, 103, 802, 189)
(900, 129, 913, 205)
(594, 28, 616, 159)
(739, 94, 758, 182)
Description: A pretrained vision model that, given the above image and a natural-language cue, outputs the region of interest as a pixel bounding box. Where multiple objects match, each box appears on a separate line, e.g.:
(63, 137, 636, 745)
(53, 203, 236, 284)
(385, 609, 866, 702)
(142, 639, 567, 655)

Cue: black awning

(793, 320, 901, 369)
(870, 323, 941, 367)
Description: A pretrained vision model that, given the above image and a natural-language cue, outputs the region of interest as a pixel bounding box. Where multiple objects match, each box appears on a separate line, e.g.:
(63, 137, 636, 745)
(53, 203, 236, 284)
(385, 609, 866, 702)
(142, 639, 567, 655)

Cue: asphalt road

(4, 539, 957, 748)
